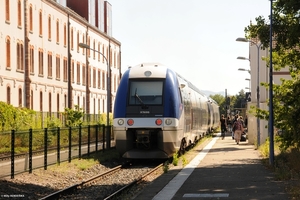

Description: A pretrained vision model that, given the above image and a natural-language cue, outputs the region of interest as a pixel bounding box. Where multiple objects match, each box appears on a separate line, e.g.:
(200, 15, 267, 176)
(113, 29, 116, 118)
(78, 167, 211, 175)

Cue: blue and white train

(113, 63, 220, 159)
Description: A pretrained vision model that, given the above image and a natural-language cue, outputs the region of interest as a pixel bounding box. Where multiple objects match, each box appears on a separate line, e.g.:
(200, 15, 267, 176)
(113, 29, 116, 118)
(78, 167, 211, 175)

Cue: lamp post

(236, 37, 263, 148)
(79, 42, 111, 149)
(269, 0, 274, 165)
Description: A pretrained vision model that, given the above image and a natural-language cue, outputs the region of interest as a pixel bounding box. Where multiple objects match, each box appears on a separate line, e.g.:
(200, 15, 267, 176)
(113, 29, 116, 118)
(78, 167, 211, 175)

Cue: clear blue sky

(108, 0, 271, 95)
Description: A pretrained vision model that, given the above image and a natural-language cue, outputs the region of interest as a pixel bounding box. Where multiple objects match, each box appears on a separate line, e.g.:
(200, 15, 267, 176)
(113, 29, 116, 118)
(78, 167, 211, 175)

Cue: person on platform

(231, 114, 239, 139)
(232, 117, 244, 144)
(220, 114, 227, 140)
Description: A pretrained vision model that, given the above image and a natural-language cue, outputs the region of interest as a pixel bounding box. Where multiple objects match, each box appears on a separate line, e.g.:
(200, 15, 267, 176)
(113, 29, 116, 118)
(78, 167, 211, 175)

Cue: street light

(78, 42, 111, 149)
(236, 37, 263, 148)
(237, 56, 250, 61)
(238, 68, 251, 74)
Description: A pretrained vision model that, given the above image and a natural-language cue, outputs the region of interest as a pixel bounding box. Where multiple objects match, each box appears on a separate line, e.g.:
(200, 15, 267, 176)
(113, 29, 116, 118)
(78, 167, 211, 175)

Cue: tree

(63, 105, 84, 127)
(244, 1, 300, 149)
(210, 94, 226, 116)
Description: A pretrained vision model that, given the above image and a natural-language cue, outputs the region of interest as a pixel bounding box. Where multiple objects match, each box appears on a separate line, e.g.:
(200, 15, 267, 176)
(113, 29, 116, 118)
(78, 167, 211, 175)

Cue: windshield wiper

(135, 88, 145, 106)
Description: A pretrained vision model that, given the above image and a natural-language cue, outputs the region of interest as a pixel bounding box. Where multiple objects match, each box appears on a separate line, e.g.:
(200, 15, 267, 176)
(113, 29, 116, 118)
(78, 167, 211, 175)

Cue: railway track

(40, 162, 163, 199)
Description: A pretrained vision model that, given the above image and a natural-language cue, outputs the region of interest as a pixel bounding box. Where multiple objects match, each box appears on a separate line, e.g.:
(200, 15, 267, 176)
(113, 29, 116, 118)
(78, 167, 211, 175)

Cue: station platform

(134, 133, 289, 200)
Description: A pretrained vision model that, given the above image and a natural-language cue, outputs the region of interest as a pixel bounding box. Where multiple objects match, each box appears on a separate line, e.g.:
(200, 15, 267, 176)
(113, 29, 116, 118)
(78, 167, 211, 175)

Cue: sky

(108, 0, 271, 96)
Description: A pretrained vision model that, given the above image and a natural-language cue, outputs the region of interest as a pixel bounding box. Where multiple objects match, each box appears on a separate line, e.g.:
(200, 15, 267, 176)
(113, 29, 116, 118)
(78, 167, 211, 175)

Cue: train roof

(127, 63, 212, 103)
(128, 63, 168, 78)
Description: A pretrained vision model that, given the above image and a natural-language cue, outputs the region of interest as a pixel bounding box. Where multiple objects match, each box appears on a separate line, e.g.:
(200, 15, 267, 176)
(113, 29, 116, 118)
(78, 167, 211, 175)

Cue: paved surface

(134, 133, 289, 200)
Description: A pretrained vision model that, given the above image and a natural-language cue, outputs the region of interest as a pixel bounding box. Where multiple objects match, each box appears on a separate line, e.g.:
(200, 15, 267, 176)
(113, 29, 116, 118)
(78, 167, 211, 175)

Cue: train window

(129, 81, 163, 105)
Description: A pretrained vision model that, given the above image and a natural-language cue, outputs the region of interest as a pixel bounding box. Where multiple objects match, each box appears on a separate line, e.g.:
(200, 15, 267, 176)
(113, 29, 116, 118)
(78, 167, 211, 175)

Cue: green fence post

(44, 128, 48, 170)
(95, 125, 98, 152)
(57, 127, 60, 165)
(11, 130, 15, 179)
(79, 126, 82, 159)
(88, 125, 90, 156)
(29, 128, 32, 173)
(68, 127, 72, 162)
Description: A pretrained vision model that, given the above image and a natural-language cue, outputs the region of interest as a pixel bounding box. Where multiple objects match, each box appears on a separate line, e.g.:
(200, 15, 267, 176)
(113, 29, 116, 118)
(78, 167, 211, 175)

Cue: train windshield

(129, 81, 163, 105)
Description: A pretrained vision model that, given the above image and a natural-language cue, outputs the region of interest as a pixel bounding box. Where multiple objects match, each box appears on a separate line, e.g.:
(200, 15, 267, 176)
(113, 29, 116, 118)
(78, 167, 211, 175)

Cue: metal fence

(0, 125, 113, 179)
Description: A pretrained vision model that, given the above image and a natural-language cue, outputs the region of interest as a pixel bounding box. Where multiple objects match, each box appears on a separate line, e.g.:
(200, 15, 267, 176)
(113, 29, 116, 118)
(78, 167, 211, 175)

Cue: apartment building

(245, 40, 290, 145)
(0, 0, 121, 115)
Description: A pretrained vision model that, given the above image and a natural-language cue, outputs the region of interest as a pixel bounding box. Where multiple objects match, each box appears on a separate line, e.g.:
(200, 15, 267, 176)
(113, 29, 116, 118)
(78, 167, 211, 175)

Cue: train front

(113, 63, 183, 159)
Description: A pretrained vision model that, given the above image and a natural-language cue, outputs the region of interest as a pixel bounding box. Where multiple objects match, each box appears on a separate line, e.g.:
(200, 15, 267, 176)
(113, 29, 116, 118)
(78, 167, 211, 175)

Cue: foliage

(63, 105, 84, 127)
(46, 116, 62, 128)
(0, 102, 36, 131)
(181, 156, 188, 167)
(163, 161, 169, 173)
(244, 1, 300, 149)
(210, 94, 226, 115)
(210, 90, 246, 117)
(172, 151, 179, 166)
(98, 113, 113, 126)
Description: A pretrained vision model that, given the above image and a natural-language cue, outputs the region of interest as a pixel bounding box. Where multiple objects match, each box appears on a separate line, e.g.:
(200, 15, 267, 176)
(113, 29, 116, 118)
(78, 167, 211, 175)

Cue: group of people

(220, 114, 247, 144)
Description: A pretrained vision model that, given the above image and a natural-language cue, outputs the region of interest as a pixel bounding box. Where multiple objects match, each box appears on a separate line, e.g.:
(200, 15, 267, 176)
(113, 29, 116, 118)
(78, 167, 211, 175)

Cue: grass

(45, 148, 121, 173)
(259, 137, 300, 199)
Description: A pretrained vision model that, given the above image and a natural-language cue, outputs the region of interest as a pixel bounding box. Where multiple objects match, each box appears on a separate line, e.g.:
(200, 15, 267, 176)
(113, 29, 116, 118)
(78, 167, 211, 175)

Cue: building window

(39, 10, 43, 36)
(40, 91, 43, 111)
(63, 57, 67, 82)
(16, 41, 24, 71)
(18, 88, 22, 107)
(39, 48, 44, 75)
(64, 94, 67, 109)
(98, 99, 100, 114)
(71, 27, 74, 50)
(71, 60, 75, 83)
(48, 15, 51, 40)
(77, 31, 80, 52)
(77, 62, 80, 84)
(98, 42, 101, 61)
(57, 93, 60, 112)
(30, 45, 34, 73)
(49, 93, 52, 113)
(56, 54, 60, 79)
(82, 64, 86, 86)
(29, 5, 33, 32)
(98, 69, 101, 89)
(102, 45, 105, 63)
(93, 40, 96, 59)
(63, 23, 66, 46)
(6, 36, 11, 69)
(7, 86, 11, 104)
(47, 51, 52, 78)
(93, 68, 96, 88)
(102, 71, 105, 89)
(89, 65, 91, 87)
(5, 0, 10, 22)
(82, 34, 85, 55)
(56, 19, 59, 43)
(18, 0, 22, 27)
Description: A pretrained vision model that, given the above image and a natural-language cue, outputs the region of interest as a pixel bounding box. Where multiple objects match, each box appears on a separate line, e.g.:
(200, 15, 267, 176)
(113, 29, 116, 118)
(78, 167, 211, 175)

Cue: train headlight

(155, 119, 162, 126)
(165, 119, 172, 125)
(127, 119, 134, 126)
(117, 119, 124, 125)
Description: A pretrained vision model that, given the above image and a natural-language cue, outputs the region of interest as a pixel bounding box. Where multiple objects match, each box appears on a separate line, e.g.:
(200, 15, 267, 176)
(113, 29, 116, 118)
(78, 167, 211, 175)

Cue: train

(113, 63, 220, 159)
